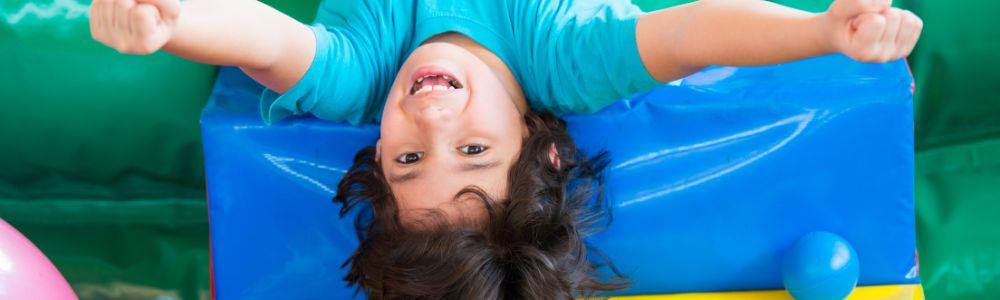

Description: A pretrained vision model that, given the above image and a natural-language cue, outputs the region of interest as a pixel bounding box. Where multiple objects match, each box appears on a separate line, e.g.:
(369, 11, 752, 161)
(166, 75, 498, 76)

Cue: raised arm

(636, 0, 923, 82)
(89, 0, 313, 93)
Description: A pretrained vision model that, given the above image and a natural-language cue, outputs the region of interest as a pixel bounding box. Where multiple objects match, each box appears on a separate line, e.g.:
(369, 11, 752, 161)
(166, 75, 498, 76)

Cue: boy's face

(379, 40, 527, 223)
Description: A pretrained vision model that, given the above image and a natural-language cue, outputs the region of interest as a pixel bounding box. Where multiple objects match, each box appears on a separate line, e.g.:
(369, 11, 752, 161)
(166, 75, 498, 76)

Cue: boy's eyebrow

(388, 160, 500, 184)
(458, 160, 501, 172)
(389, 171, 421, 184)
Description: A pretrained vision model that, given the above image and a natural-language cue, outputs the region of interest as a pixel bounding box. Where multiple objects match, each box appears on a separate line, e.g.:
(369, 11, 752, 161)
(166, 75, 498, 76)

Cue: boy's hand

(824, 0, 922, 63)
(90, 0, 180, 54)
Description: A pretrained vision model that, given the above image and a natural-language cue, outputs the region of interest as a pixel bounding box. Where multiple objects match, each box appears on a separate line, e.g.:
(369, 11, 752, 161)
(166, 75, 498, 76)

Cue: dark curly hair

(334, 111, 627, 299)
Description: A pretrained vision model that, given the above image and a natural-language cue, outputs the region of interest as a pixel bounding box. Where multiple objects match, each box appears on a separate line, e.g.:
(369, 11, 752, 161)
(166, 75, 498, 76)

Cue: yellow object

(610, 284, 924, 300)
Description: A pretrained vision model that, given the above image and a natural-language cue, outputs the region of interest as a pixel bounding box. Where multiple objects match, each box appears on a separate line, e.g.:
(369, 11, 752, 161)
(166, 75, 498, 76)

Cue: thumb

(135, 0, 180, 20)
(851, 13, 886, 51)
(830, 0, 892, 19)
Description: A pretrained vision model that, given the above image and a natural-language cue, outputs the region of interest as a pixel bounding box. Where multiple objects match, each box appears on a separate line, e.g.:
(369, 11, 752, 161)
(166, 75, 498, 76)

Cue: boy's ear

(549, 143, 561, 170)
(375, 139, 382, 162)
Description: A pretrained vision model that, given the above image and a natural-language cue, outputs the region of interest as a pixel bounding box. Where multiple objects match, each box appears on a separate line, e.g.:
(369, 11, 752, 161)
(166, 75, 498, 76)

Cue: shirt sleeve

(259, 1, 410, 125)
(524, 0, 663, 114)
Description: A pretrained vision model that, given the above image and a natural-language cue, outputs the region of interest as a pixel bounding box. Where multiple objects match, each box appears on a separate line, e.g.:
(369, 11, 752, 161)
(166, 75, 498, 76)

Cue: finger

(99, 0, 116, 44)
(852, 13, 886, 60)
(124, 2, 140, 52)
(111, 0, 126, 32)
(879, 9, 902, 60)
(896, 10, 923, 57)
(833, 0, 892, 19)
(112, 0, 134, 50)
(131, 4, 159, 37)
(136, 0, 180, 21)
(130, 4, 161, 53)
(89, 0, 107, 42)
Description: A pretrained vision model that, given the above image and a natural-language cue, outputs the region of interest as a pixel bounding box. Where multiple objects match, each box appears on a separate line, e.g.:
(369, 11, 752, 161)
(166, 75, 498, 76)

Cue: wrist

(809, 12, 838, 55)
(160, 3, 185, 53)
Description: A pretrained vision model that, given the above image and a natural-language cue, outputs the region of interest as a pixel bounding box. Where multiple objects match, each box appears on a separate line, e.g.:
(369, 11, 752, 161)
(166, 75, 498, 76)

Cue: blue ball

(782, 231, 860, 300)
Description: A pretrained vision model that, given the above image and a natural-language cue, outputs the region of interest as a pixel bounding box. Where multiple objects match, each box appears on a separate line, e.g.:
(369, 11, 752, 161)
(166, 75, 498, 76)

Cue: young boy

(91, 0, 921, 298)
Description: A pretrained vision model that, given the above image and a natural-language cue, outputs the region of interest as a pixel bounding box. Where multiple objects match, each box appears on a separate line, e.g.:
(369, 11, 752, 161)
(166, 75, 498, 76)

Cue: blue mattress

(202, 54, 917, 299)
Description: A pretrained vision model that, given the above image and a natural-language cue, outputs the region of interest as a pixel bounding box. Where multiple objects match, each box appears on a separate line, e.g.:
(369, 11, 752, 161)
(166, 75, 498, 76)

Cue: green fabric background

(0, 1, 320, 299)
(1, 0, 997, 299)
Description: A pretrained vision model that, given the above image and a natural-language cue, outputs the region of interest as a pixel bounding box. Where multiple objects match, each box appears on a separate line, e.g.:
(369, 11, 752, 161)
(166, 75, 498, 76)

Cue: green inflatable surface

(0, 0, 319, 299)
(903, 0, 1000, 299)
(1, 0, 998, 299)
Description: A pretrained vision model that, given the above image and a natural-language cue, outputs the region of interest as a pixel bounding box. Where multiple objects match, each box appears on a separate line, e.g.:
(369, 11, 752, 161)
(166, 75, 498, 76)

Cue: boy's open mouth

(410, 74, 464, 96)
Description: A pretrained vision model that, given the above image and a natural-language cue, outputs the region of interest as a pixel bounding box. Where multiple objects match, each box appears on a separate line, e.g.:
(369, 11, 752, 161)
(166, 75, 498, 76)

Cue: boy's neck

(424, 33, 529, 114)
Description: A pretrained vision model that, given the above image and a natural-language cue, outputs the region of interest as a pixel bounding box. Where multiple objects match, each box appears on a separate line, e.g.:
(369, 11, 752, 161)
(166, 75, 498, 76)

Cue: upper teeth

(416, 74, 453, 83)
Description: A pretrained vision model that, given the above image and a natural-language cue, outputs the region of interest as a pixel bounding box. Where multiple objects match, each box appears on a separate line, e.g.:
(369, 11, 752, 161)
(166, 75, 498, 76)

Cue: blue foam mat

(202, 54, 917, 299)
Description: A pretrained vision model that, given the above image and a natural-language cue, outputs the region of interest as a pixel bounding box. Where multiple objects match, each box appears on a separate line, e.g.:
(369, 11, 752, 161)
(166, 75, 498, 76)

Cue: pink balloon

(0, 218, 77, 300)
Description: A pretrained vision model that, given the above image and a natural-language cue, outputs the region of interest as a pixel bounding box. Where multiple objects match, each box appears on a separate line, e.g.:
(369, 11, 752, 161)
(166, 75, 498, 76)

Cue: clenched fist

(823, 0, 923, 62)
(90, 0, 180, 54)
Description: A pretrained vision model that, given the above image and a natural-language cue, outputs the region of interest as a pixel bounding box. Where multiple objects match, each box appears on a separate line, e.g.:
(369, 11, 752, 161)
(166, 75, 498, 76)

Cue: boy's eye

(458, 144, 488, 155)
(395, 152, 423, 164)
